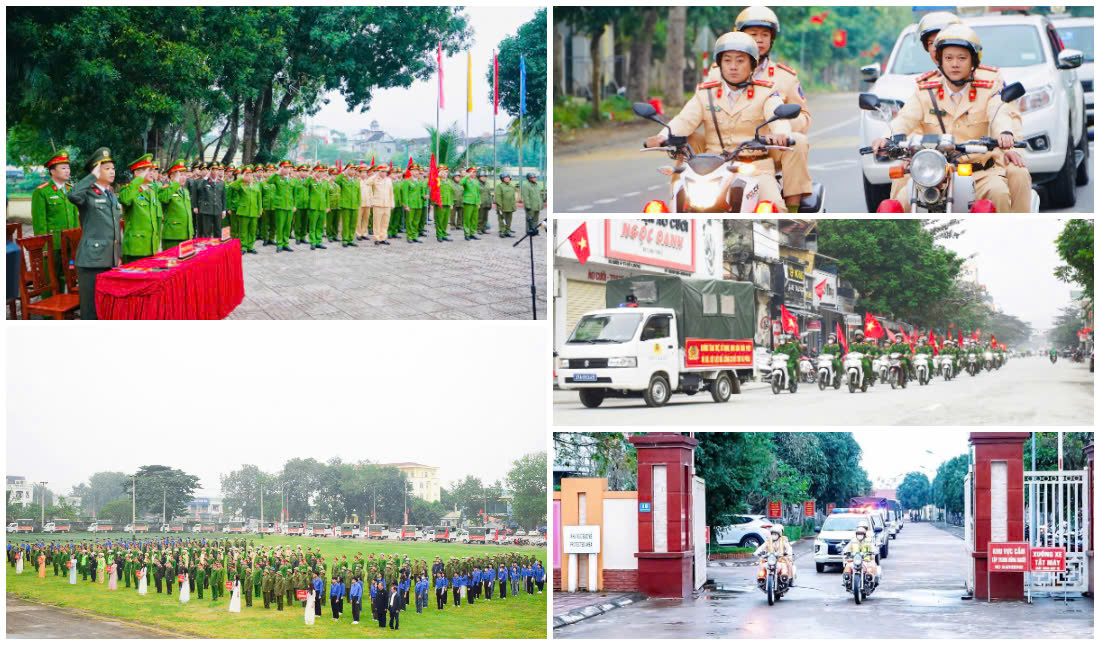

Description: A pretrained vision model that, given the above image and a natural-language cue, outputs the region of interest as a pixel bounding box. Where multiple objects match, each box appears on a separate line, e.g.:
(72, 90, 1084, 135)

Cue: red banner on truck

(684, 338, 754, 368)
(988, 542, 1029, 572)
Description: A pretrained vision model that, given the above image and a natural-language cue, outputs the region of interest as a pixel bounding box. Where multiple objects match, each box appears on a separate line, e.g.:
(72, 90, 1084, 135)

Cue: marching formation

(7, 536, 545, 632)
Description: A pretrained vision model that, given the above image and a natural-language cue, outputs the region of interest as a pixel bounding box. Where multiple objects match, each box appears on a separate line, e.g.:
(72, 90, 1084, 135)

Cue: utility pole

(260, 480, 264, 540)
(38, 481, 48, 529)
(131, 475, 136, 538)
(162, 488, 166, 525)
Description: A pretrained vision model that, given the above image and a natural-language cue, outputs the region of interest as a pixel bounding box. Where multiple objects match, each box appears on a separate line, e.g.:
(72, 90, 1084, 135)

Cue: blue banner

(519, 56, 526, 115)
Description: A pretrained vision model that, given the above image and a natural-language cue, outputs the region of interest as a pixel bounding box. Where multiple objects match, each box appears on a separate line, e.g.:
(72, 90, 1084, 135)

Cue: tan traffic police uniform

(705, 59, 812, 200)
(665, 77, 807, 211)
(887, 65, 1020, 212)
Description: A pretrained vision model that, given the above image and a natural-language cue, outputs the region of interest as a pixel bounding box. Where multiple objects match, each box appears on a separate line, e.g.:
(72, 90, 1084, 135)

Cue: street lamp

(131, 474, 137, 538)
(38, 481, 48, 529)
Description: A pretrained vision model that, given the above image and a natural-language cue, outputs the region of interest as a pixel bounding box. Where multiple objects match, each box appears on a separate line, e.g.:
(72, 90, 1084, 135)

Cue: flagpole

(493, 50, 498, 179)
(436, 44, 441, 173)
(519, 56, 525, 183)
(465, 51, 470, 170)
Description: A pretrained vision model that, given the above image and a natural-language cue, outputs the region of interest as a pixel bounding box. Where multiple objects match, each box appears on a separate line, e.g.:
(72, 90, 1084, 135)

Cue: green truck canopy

(605, 276, 755, 345)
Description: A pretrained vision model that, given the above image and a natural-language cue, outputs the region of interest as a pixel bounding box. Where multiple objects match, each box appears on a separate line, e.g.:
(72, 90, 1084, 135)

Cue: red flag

(884, 325, 896, 344)
(832, 29, 847, 48)
(810, 12, 825, 24)
(930, 331, 939, 356)
(973, 329, 981, 340)
(814, 278, 826, 300)
(948, 322, 955, 328)
(493, 51, 499, 115)
(990, 333, 997, 346)
(404, 156, 413, 179)
(428, 153, 441, 206)
(899, 327, 910, 346)
(864, 312, 884, 339)
(958, 329, 963, 346)
(837, 321, 848, 354)
(780, 305, 800, 337)
(370, 155, 375, 168)
(438, 43, 444, 109)
(568, 223, 591, 264)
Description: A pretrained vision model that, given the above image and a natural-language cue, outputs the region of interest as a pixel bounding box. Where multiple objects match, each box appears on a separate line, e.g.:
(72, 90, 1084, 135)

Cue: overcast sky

(7, 323, 547, 499)
(310, 5, 539, 140)
(851, 430, 976, 489)
(936, 217, 1077, 331)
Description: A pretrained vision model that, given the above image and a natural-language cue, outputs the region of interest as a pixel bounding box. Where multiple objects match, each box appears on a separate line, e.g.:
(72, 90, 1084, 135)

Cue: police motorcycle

(873, 352, 889, 384)
(843, 351, 869, 393)
(966, 348, 981, 376)
(939, 353, 955, 381)
(844, 551, 879, 605)
(800, 354, 816, 384)
(633, 102, 824, 213)
(769, 352, 797, 395)
(756, 552, 791, 606)
(818, 353, 841, 390)
(982, 348, 995, 371)
(914, 352, 932, 386)
(857, 83, 1038, 213)
(888, 352, 908, 389)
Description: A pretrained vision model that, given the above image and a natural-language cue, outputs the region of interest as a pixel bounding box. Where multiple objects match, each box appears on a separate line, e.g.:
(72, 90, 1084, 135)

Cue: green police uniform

(849, 340, 876, 385)
(267, 169, 295, 250)
(494, 180, 516, 236)
(387, 176, 404, 238)
(436, 175, 453, 241)
(195, 562, 206, 599)
(450, 177, 465, 229)
(405, 175, 425, 241)
(327, 175, 341, 241)
(460, 176, 481, 238)
(914, 344, 935, 380)
(775, 339, 801, 385)
(119, 172, 159, 263)
(888, 341, 914, 380)
(31, 157, 79, 294)
(307, 173, 329, 248)
(260, 175, 275, 244)
(521, 178, 542, 233)
(293, 173, 310, 243)
(478, 178, 493, 234)
(68, 148, 122, 320)
(336, 172, 360, 245)
(158, 178, 195, 250)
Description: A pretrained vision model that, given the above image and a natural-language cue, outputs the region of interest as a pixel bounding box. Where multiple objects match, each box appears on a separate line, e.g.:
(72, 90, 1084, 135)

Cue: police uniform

(494, 178, 516, 236)
(67, 147, 122, 320)
(158, 166, 195, 251)
(31, 151, 79, 294)
(664, 77, 807, 212)
(118, 154, 160, 263)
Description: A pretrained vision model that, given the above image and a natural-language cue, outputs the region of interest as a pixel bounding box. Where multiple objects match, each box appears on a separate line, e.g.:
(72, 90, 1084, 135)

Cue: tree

(1049, 304, 1090, 348)
(553, 432, 637, 491)
(98, 499, 133, 524)
(71, 472, 129, 518)
(932, 454, 970, 515)
(556, 8, 626, 124)
(1023, 432, 1093, 471)
(220, 465, 275, 520)
(280, 457, 326, 521)
(694, 433, 777, 526)
(817, 219, 965, 324)
(1054, 219, 1093, 300)
(507, 451, 547, 531)
(625, 10, 658, 103)
(490, 8, 546, 144)
(126, 465, 200, 521)
(896, 472, 932, 511)
(663, 7, 688, 109)
(812, 433, 872, 505)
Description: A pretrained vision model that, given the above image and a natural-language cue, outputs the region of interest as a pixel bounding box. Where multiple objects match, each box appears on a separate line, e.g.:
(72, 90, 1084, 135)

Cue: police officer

(435, 165, 454, 242)
(520, 172, 542, 235)
(119, 154, 160, 263)
(872, 24, 1025, 213)
(31, 150, 79, 294)
(821, 333, 843, 387)
(477, 170, 493, 235)
(646, 32, 807, 213)
(459, 166, 481, 240)
(158, 160, 195, 251)
(67, 147, 121, 320)
(269, 161, 298, 252)
(494, 173, 516, 237)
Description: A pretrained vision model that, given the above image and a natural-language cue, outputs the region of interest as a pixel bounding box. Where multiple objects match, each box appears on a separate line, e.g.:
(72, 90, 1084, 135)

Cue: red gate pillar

(970, 432, 1028, 600)
(630, 432, 699, 598)
(1086, 439, 1094, 597)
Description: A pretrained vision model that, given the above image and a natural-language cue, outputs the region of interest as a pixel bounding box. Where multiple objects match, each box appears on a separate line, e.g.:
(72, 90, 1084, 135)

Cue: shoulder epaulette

(917, 79, 942, 90)
(697, 80, 721, 90)
(978, 64, 998, 72)
(36, 182, 48, 190)
(775, 62, 796, 76)
(971, 79, 995, 89)
(916, 70, 939, 82)
(752, 79, 774, 88)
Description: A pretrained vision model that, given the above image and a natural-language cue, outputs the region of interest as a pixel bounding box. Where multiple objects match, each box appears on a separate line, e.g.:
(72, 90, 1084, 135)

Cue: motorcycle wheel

(854, 584, 862, 605)
(819, 374, 827, 391)
(861, 379, 869, 393)
(834, 374, 841, 390)
(901, 373, 907, 389)
(772, 376, 781, 395)
(767, 577, 775, 606)
(849, 378, 857, 393)
(789, 380, 798, 394)
(889, 369, 898, 390)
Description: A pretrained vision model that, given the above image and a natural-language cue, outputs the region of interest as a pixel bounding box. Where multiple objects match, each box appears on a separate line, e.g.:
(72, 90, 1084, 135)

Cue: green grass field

(7, 533, 548, 638)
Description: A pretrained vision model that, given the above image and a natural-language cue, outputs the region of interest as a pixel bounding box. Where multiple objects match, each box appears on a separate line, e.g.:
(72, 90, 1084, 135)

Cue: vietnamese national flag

(814, 278, 826, 300)
(864, 312, 884, 339)
(568, 222, 591, 264)
(428, 153, 441, 206)
(884, 325, 896, 344)
(990, 333, 997, 347)
(837, 321, 848, 354)
(930, 332, 939, 356)
(974, 329, 981, 341)
(780, 305, 800, 337)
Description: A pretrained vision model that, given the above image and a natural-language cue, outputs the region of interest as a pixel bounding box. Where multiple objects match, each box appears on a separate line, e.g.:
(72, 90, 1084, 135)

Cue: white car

(860, 12, 1087, 210)
(813, 512, 888, 572)
(6, 522, 18, 533)
(1051, 16, 1093, 128)
(714, 515, 777, 549)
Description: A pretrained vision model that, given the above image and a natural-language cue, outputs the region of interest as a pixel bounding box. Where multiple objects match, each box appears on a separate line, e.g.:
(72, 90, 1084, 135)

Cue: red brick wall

(602, 569, 639, 591)
(553, 568, 561, 591)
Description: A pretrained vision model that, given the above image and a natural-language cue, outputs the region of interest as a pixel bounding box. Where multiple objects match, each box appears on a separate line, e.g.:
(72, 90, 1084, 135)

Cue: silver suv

(860, 12, 1087, 210)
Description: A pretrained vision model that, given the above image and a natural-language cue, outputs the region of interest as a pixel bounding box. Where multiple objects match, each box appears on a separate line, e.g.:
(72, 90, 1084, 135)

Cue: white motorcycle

(873, 354, 889, 384)
(887, 352, 908, 389)
(914, 353, 931, 386)
(940, 354, 954, 381)
(843, 352, 869, 393)
(982, 350, 994, 371)
(800, 355, 816, 384)
(817, 353, 839, 390)
(966, 352, 980, 376)
(844, 552, 878, 605)
(769, 353, 797, 395)
(632, 102, 825, 213)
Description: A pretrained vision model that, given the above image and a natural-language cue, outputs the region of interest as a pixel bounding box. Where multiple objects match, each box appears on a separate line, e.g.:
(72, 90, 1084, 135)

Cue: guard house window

(640, 314, 672, 341)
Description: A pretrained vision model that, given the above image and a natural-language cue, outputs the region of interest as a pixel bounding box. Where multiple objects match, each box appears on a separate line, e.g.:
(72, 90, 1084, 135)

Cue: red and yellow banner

(684, 338, 753, 368)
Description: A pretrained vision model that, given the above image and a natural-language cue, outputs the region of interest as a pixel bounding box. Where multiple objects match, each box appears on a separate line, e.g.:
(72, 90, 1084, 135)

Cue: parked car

(860, 12, 1087, 210)
(1052, 16, 1094, 129)
(715, 515, 777, 549)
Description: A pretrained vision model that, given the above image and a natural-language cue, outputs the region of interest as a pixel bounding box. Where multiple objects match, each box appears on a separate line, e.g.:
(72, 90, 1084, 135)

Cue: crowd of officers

(29, 148, 545, 318)
(7, 536, 546, 631)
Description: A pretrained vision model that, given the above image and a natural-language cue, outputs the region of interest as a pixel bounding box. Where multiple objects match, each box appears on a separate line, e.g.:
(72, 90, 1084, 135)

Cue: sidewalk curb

(553, 592, 645, 629)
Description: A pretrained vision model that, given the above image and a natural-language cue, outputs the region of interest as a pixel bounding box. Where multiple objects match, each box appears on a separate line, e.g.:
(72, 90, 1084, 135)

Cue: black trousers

(486, 580, 494, 599)
(189, 575, 195, 593)
(527, 577, 535, 594)
(537, 580, 544, 592)
(276, 592, 283, 611)
(388, 609, 399, 629)
(166, 578, 173, 594)
(351, 599, 361, 622)
(436, 588, 444, 609)
(200, 213, 220, 238)
(453, 587, 460, 606)
(315, 594, 323, 616)
(377, 604, 386, 627)
(330, 596, 338, 618)
(154, 576, 163, 593)
(77, 266, 111, 320)
(500, 579, 507, 598)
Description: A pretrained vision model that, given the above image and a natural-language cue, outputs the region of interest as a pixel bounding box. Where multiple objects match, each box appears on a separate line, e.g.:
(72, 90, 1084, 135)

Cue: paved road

(554, 357, 1093, 426)
(6, 596, 175, 639)
(556, 522, 1094, 639)
(553, 91, 1093, 213)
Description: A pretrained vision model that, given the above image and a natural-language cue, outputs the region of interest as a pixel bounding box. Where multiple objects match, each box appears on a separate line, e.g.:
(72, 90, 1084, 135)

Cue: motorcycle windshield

(686, 155, 726, 176)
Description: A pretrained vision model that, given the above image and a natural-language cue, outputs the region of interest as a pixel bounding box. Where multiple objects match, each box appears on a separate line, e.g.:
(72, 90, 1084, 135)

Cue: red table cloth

(95, 238, 244, 319)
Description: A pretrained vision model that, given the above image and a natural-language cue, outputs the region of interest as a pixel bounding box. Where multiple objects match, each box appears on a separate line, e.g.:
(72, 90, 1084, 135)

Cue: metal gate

(1025, 470, 1090, 595)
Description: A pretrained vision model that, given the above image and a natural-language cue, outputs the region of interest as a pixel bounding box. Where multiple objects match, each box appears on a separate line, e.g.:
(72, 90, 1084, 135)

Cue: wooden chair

(6, 221, 22, 243)
(59, 228, 82, 295)
(16, 234, 79, 320)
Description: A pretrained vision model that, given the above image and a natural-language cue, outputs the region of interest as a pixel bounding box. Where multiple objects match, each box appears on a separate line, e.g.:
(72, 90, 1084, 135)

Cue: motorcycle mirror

(999, 81, 1025, 104)
(632, 102, 664, 124)
(773, 103, 801, 120)
(858, 93, 880, 111)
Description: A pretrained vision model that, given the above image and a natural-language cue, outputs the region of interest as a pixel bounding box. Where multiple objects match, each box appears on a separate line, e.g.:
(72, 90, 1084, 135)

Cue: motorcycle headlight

(685, 176, 723, 208)
(910, 148, 946, 187)
(767, 554, 777, 566)
(607, 356, 638, 368)
(1018, 85, 1053, 114)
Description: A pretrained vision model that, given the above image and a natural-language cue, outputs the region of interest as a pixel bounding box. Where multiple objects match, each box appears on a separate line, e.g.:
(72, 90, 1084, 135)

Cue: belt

(974, 158, 996, 172)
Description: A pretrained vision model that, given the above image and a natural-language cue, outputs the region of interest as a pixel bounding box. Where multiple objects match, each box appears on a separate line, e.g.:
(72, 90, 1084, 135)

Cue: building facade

(380, 463, 441, 503)
(6, 476, 33, 508)
(187, 497, 224, 520)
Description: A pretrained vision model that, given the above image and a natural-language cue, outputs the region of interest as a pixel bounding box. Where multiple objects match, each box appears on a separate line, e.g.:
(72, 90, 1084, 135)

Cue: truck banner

(684, 338, 754, 368)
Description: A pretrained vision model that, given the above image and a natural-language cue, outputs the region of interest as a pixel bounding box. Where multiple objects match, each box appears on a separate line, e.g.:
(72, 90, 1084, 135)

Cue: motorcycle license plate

(573, 373, 598, 382)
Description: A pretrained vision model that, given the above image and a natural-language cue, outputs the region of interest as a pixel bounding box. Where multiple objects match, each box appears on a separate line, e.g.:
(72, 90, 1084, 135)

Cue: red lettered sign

(705, 526, 710, 544)
(297, 589, 308, 600)
(684, 338, 754, 368)
(178, 574, 185, 582)
(988, 542, 1029, 572)
(225, 581, 233, 590)
(1030, 547, 1066, 572)
(804, 501, 816, 518)
(767, 501, 782, 519)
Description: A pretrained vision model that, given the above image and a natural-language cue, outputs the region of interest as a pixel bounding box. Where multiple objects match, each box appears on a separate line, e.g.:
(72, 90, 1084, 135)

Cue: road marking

(624, 191, 640, 197)
(567, 205, 593, 211)
(647, 184, 662, 191)
(925, 403, 942, 412)
(810, 116, 859, 138)
(809, 160, 858, 171)
(593, 198, 618, 204)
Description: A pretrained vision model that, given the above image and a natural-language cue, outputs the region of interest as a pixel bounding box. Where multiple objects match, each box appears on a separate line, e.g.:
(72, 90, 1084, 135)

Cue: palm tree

(422, 121, 466, 168)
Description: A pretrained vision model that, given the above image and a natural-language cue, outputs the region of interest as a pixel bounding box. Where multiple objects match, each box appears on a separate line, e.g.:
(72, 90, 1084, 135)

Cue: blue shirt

(498, 568, 507, 581)
(485, 569, 495, 582)
(331, 581, 343, 598)
(350, 581, 362, 600)
(472, 569, 481, 583)
(313, 578, 323, 595)
(435, 577, 448, 589)
(535, 566, 545, 582)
